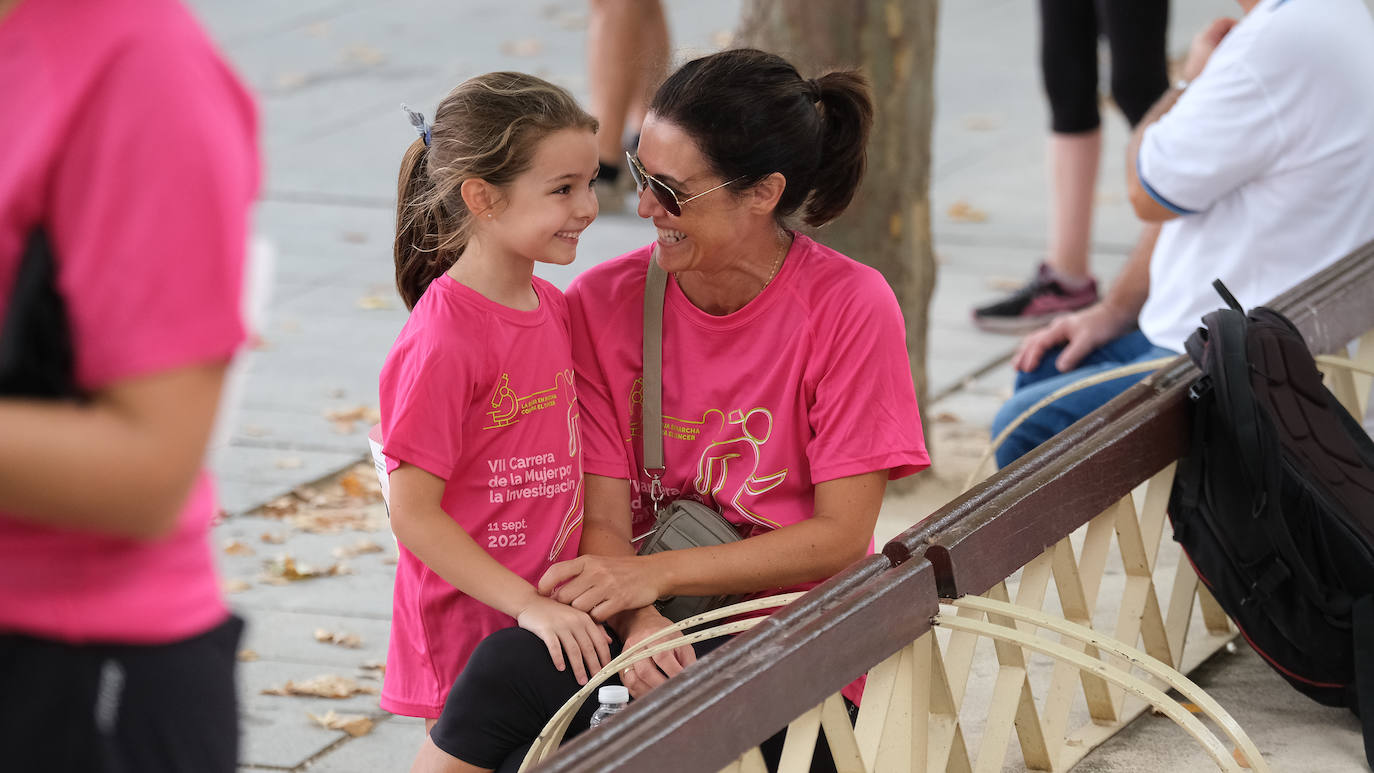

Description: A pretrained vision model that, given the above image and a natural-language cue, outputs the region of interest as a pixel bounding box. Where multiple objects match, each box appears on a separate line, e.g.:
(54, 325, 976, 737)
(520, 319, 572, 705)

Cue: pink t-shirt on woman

(0, 0, 258, 644)
(568, 235, 929, 702)
(378, 275, 585, 717)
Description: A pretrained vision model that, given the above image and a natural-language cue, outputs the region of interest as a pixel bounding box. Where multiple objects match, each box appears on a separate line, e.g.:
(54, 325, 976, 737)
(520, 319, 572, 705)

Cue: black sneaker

(972, 263, 1098, 333)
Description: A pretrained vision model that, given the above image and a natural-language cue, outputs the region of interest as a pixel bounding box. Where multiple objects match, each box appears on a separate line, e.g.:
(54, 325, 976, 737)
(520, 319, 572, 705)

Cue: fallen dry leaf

(360, 660, 386, 673)
(290, 508, 386, 535)
(326, 405, 370, 423)
(275, 456, 304, 470)
(933, 412, 961, 424)
(500, 38, 544, 57)
(237, 649, 260, 662)
(262, 674, 378, 699)
(333, 538, 384, 559)
(946, 200, 988, 223)
(1180, 701, 1203, 714)
(552, 11, 586, 29)
(961, 114, 1002, 131)
(262, 496, 299, 517)
(293, 485, 325, 505)
(343, 44, 385, 67)
(275, 71, 309, 91)
(315, 628, 364, 648)
(309, 710, 375, 737)
(356, 295, 391, 310)
(1232, 747, 1251, 769)
(985, 275, 1025, 292)
(224, 579, 252, 594)
(261, 554, 353, 583)
(241, 424, 271, 438)
(224, 539, 255, 557)
(339, 473, 366, 499)
(261, 531, 288, 544)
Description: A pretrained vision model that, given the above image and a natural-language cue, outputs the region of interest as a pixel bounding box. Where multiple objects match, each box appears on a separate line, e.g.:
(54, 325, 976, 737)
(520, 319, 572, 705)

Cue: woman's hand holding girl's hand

(538, 556, 661, 621)
(515, 595, 613, 685)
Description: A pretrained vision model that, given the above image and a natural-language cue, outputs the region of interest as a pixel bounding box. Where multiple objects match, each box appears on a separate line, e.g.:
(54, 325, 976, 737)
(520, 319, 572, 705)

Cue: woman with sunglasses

(414, 48, 929, 773)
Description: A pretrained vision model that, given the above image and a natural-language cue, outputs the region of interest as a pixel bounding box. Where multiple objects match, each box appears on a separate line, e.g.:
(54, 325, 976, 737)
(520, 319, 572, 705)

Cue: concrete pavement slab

(305, 714, 428, 773)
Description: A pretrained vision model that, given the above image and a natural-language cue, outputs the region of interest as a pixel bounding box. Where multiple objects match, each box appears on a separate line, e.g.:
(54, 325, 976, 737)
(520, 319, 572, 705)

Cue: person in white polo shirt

(990, 0, 1374, 468)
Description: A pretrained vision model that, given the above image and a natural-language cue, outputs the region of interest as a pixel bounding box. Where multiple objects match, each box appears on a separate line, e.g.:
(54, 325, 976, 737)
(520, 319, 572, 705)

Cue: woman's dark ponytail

(802, 71, 873, 227)
(649, 49, 874, 227)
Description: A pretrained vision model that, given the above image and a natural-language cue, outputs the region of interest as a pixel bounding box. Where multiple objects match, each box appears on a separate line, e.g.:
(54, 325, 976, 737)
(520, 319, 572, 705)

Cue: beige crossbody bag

(633, 248, 747, 622)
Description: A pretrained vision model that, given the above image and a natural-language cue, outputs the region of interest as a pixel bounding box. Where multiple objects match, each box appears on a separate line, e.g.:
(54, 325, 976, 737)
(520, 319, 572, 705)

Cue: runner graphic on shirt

(625, 380, 786, 527)
(693, 408, 787, 530)
(547, 370, 584, 560)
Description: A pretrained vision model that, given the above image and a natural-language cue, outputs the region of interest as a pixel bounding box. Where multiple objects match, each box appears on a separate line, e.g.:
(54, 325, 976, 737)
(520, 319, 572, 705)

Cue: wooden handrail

(532, 556, 939, 773)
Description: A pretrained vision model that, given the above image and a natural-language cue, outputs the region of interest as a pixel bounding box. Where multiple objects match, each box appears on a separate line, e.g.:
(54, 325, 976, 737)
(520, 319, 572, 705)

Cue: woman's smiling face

(633, 114, 756, 276)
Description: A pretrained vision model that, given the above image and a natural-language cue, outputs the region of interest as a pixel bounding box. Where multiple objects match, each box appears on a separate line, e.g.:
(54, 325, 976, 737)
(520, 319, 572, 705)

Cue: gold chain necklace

(762, 231, 790, 292)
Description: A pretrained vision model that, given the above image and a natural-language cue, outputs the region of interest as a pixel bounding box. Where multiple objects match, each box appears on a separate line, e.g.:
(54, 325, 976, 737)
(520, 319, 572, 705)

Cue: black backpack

(1170, 280, 1374, 768)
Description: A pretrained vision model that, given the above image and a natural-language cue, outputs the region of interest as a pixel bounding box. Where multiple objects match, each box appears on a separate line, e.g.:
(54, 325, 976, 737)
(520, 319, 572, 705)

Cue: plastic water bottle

(588, 685, 630, 728)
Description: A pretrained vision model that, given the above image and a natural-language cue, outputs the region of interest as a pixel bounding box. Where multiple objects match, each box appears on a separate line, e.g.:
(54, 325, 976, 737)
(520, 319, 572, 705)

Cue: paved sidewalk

(192, 1, 1371, 770)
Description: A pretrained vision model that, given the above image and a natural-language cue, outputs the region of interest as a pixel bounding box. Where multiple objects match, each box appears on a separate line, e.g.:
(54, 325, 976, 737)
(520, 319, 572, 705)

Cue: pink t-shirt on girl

(0, 0, 257, 643)
(567, 235, 929, 702)
(378, 275, 585, 718)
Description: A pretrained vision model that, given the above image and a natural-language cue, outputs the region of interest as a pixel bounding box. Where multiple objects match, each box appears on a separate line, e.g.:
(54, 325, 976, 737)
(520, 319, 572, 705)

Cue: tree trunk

(736, 0, 939, 420)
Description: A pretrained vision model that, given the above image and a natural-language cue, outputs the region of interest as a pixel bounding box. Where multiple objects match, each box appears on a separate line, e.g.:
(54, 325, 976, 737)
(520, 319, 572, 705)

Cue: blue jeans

(990, 330, 1177, 468)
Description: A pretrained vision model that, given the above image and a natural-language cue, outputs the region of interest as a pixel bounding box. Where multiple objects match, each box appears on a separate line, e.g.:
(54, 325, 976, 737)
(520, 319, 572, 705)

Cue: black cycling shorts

(0, 614, 243, 773)
(431, 626, 855, 773)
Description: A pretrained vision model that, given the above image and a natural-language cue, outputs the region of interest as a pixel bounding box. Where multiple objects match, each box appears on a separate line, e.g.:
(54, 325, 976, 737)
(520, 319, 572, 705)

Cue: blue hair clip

(400, 103, 432, 147)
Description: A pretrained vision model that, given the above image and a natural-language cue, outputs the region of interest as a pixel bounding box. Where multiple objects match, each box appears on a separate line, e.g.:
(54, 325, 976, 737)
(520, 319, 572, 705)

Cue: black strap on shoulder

(1353, 595, 1374, 769)
(0, 227, 78, 398)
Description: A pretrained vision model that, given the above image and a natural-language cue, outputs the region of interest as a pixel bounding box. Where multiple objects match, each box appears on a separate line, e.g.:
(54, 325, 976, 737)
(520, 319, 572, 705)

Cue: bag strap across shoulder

(642, 247, 668, 507)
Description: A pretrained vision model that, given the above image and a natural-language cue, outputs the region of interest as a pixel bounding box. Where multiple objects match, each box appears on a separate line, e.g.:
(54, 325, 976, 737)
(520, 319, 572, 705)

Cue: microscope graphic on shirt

(694, 408, 788, 530)
(486, 374, 520, 428)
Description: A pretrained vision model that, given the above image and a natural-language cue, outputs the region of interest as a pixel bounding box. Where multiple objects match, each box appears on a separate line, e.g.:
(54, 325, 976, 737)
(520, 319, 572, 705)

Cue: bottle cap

(598, 685, 630, 704)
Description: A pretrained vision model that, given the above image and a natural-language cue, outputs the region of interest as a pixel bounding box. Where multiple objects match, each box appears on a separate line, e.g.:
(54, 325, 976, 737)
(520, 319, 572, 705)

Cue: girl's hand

(538, 555, 661, 621)
(516, 596, 613, 685)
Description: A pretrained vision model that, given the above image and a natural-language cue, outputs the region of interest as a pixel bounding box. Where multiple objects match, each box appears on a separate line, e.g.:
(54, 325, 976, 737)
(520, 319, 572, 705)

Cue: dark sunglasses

(625, 151, 744, 216)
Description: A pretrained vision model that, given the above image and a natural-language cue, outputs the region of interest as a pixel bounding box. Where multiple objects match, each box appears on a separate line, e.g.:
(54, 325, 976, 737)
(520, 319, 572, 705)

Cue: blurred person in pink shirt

(0, 0, 258, 770)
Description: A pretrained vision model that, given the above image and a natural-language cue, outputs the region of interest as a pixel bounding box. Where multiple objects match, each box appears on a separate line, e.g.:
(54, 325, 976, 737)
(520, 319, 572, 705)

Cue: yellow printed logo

(484, 371, 569, 430)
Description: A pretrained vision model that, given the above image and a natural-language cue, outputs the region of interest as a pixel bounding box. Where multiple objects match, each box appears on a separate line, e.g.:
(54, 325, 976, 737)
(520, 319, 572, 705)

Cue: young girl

(377, 72, 610, 750)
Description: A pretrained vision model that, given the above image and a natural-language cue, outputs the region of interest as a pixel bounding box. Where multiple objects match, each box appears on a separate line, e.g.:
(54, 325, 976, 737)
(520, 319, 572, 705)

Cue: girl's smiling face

(486, 127, 600, 266)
